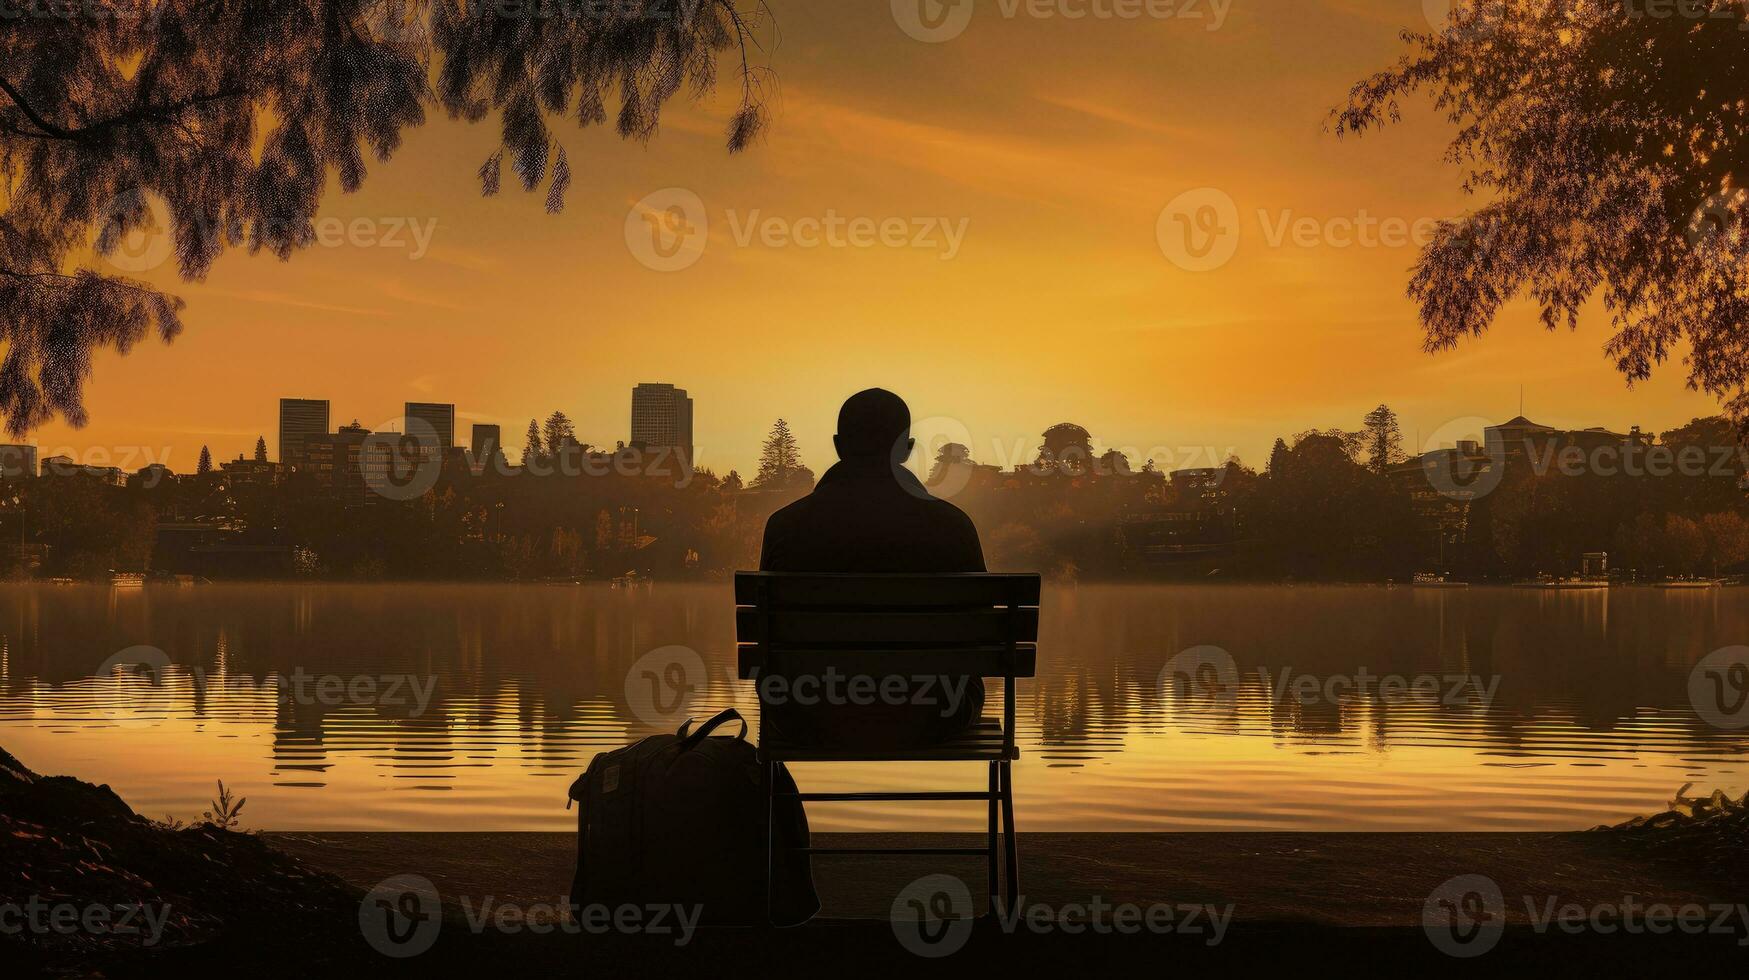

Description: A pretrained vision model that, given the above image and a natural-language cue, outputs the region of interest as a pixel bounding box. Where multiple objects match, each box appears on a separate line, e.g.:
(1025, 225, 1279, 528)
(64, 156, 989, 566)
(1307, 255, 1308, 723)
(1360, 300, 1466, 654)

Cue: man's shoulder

(917, 491, 977, 528)
(765, 492, 817, 529)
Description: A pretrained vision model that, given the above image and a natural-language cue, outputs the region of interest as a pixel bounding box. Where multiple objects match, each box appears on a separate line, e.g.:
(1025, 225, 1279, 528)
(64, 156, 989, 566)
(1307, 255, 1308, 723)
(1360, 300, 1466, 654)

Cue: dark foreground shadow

(37, 918, 1749, 978)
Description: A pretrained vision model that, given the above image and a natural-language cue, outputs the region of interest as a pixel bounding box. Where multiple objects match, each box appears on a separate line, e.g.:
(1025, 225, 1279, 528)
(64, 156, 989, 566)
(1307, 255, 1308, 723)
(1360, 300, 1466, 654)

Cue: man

(759, 388, 986, 747)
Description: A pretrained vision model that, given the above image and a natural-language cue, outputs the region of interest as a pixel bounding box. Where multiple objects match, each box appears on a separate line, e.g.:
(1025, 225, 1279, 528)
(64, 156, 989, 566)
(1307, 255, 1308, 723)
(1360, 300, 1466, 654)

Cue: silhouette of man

(760, 388, 986, 747)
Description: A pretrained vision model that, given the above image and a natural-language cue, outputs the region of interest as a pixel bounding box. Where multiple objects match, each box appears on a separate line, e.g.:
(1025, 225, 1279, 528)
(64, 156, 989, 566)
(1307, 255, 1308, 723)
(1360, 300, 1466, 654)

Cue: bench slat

(735, 572, 1040, 608)
(737, 643, 1035, 680)
(760, 720, 1019, 761)
(735, 607, 1039, 645)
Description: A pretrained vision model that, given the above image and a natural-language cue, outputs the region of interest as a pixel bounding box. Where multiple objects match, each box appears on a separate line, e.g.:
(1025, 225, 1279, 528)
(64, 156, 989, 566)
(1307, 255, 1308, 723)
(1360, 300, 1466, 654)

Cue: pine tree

(543, 411, 575, 458)
(1361, 404, 1404, 474)
(522, 419, 542, 465)
(254, 436, 267, 462)
(753, 419, 803, 490)
(197, 445, 212, 474)
(1267, 438, 1290, 476)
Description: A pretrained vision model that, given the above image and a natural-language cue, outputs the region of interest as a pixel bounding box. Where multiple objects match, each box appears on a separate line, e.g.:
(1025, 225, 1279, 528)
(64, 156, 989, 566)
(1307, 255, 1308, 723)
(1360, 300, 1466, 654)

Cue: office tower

(630, 383, 694, 470)
(305, 422, 373, 502)
(278, 398, 330, 472)
(404, 402, 455, 449)
(471, 424, 502, 473)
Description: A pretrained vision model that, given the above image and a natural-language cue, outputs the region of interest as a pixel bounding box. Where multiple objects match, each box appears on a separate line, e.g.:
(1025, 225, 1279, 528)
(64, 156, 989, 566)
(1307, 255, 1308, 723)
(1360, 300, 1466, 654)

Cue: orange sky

(35, 0, 1720, 478)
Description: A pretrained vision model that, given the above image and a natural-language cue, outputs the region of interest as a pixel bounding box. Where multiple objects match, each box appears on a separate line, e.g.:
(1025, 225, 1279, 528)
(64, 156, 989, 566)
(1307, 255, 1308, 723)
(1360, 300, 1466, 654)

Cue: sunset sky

(38, 0, 1720, 478)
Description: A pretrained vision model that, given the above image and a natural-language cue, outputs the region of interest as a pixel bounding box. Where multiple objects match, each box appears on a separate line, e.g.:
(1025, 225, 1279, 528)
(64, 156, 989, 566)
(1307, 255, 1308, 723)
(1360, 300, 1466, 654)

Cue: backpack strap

(676, 707, 748, 750)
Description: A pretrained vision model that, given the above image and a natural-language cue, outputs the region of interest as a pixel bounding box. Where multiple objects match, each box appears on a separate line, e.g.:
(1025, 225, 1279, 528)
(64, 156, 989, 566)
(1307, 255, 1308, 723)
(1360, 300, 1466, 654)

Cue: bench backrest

(734, 572, 1042, 681)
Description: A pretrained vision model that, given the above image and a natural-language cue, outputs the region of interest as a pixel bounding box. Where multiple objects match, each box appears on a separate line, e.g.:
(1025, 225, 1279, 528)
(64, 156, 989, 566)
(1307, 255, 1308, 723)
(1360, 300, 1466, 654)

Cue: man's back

(760, 458, 984, 573)
(755, 388, 989, 747)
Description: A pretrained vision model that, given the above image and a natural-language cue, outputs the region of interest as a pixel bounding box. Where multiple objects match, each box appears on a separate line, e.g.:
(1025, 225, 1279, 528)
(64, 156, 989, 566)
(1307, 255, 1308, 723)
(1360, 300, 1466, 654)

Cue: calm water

(0, 583, 1743, 832)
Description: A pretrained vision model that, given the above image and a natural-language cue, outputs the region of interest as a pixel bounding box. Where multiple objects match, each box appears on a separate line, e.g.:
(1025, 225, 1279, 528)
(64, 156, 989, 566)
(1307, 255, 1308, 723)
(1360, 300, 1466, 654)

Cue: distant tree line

(4, 413, 1746, 583)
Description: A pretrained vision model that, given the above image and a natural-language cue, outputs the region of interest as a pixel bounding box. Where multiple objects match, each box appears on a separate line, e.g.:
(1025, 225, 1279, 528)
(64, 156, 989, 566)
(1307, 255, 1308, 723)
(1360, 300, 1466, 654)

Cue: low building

(128, 463, 176, 490)
(219, 456, 280, 488)
(40, 455, 125, 486)
(0, 444, 37, 481)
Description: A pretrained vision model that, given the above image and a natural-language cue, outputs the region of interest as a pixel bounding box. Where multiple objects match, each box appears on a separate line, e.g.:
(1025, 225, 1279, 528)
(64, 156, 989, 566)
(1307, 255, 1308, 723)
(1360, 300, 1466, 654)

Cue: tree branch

(0, 77, 72, 139)
(0, 78, 249, 143)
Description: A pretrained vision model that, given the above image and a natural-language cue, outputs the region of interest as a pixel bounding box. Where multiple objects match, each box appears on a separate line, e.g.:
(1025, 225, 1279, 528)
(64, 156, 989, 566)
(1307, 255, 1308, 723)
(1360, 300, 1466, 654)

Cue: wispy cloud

(204, 288, 390, 317)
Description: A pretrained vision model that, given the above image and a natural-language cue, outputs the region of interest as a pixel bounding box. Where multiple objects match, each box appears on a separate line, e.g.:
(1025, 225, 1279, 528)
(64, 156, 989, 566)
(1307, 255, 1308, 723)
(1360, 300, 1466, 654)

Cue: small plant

(156, 814, 187, 831)
(202, 780, 247, 831)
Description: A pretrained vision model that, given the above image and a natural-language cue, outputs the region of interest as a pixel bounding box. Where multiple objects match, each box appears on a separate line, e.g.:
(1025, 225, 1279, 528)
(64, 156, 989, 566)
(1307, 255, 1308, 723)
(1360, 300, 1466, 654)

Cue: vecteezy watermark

(624, 187, 709, 271)
(35, 445, 176, 484)
(1256, 667, 1499, 711)
(1416, 417, 1506, 501)
(1423, 874, 1506, 957)
(273, 668, 439, 714)
(0, 898, 173, 947)
(751, 667, 973, 718)
(499, 441, 698, 487)
(1423, 874, 1749, 957)
(0, 0, 159, 22)
(1157, 645, 1500, 723)
(889, 874, 1233, 958)
(91, 188, 438, 275)
(464, 897, 701, 944)
(1415, 414, 1749, 501)
(1623, 0, 1749, 31)
(361, 416, 447, 502)
(1688, 188, 1748, 256)
(624, 187, 969, 271)
(94, 646, 441, 721)
(1156, 188, 1240, 273)
(1421, 0, 1513, 40)
(377, 1, 761, 46)
(623, 644, 708, 727)
(1690, 646, 1749, 729)
(891, 0, 1231, 43)
(1157, 645, 1241, 721)
(93, 188, 175, 273)
(900, 415, 1239, 497)
(358, 874, 702, 958)
(442, 0, 718, 24)
(360, 874, 443, 958)
(890, 874, 976, 957)
(1158, 189, 1474, 272)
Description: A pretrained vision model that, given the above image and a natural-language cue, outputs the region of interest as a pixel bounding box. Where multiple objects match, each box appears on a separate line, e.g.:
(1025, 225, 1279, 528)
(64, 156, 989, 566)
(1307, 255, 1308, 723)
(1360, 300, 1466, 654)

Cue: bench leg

(999, 760, 1018, 909)
(986, 761, 999, 915)
(765, 760, 776, 925)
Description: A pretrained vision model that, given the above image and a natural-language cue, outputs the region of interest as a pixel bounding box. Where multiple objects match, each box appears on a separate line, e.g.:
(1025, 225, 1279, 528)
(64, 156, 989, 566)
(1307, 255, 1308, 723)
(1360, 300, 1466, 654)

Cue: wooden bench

(735, 571, 1042, 916)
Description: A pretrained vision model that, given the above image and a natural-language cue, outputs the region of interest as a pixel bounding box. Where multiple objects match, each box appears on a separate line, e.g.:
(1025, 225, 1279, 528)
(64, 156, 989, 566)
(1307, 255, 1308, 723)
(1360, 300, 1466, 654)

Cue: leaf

(478, 150, 503, 197)
(544, 146, 571, 214)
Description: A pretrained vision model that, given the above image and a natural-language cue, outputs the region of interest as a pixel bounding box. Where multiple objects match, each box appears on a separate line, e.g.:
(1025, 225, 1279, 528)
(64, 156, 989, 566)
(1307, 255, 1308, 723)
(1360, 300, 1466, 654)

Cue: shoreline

(266, 829, 1748, 927)
(9, 729, 1746, 973)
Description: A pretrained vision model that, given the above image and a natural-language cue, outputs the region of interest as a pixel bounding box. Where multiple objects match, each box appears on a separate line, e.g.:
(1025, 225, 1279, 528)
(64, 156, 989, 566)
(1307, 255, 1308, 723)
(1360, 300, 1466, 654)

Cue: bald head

(835, 388, 912, 463)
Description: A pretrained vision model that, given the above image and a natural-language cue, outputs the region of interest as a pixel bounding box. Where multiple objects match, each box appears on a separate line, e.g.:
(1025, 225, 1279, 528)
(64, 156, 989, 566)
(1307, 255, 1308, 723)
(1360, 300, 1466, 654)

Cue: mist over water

(0, 583, 1742, 832)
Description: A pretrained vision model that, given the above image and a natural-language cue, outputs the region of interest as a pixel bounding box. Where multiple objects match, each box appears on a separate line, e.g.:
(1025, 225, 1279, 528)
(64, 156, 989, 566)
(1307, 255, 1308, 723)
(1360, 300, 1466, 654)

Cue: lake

(0, 583, 1743, 832)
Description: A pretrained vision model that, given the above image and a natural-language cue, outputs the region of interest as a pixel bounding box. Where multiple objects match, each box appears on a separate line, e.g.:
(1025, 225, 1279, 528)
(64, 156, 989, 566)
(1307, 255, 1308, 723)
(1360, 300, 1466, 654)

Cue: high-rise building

(630, 383, 694, 471)
(470, 424, 502, 474)
(304, 422, 373, 503)
(404, 402, 455, 450)
(0, 444, 37, 481)
(279, 398, 330, 472)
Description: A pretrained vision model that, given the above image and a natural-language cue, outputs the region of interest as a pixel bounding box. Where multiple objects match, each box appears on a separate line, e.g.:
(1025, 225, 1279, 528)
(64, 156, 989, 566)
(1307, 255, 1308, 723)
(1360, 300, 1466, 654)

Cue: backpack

(566, 707, 819, 927)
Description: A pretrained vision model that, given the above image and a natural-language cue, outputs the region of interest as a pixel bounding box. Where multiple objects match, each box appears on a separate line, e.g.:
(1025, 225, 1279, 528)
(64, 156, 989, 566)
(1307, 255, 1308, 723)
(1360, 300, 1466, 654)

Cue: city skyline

(4, 390, 1726, 482)
(29, 1, 1720, 477)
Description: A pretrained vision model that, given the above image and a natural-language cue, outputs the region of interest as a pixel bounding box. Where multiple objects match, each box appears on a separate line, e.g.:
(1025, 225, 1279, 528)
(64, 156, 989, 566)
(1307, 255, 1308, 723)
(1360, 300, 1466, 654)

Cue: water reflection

(0, 583, 1743, 831)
